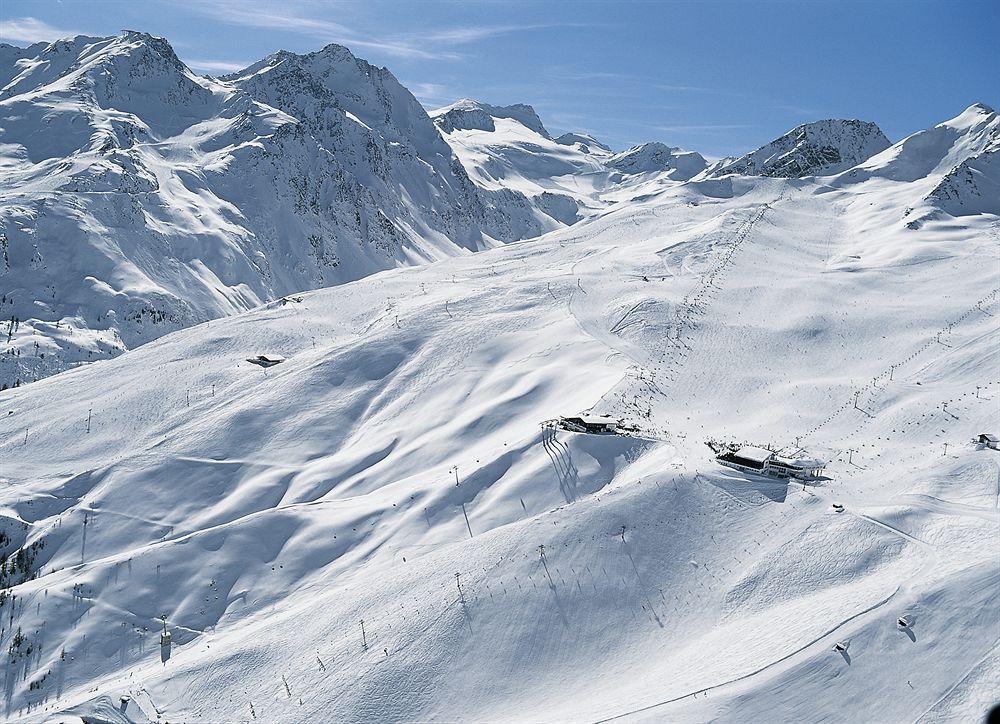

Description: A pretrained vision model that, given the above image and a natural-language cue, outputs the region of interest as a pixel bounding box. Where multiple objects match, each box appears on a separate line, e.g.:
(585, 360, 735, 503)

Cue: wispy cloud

(653, 124, 754, 132)
(169, 0, 455, 59)
(654, 83, 717, 93)
(547, 69, 633, 83)
(772, 103, 827, 118)
(185, 58, 250, 75)
(170, 1, 584, 61)
(406, 81, 455, 108)
(420, 23, 586, 45)
(0, 16, 80, 45)
(332, 38, 461, 62)
(546, 66, 726, 93)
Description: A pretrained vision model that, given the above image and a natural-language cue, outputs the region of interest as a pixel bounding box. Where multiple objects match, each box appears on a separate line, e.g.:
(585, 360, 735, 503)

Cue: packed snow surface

(0, 100, 997, 722)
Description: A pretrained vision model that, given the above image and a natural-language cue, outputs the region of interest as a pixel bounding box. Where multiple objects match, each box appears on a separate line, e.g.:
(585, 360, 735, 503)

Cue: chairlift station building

(247, 353, 286, 368)
(557, 415, 619, 434)
(975, 433, 998, 449)
(717, 445, 826, 479)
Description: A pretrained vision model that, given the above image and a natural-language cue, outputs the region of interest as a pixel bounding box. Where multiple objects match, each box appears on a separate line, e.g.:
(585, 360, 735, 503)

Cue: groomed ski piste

(0, 107, 998, 722)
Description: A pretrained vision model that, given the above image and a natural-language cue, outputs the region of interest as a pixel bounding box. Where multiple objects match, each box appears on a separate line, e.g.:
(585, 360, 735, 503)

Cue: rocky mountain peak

(553, 132, 612, 153)
(607, 142, 708, 179)
(432, 99, 550, 138)
(710, 118, 891, 178)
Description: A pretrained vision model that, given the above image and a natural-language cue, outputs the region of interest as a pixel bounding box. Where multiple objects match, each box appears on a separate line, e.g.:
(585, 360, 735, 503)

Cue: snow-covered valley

(0, 30, 998, 724)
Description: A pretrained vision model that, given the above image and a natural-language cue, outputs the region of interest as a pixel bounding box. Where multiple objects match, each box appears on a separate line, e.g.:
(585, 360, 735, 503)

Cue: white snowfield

(0, 45, 998, 723)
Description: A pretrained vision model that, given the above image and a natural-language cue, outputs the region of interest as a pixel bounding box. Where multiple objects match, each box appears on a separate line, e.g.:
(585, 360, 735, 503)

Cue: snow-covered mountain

(0, 101, 997, 720)
(432, 98, 708, 218)
(431, 98, 612, 220)
(432, 97, 550, 137)
(0, 33, 555, 389)
(606, 141, 708, 179)
(553, 131, 612, 153)
(709, 118, 892, 178)
(0, 29, 997, 720)
(834, 103, 1000, 225)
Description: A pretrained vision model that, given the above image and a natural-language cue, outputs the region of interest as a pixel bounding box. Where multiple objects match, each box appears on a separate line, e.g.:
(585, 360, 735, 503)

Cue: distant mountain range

(430, 98, 708, 219)
(0, 31, 995, 388)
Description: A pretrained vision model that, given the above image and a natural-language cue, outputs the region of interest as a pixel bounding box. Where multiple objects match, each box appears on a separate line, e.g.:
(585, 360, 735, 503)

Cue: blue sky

(3, 0, 997, 156)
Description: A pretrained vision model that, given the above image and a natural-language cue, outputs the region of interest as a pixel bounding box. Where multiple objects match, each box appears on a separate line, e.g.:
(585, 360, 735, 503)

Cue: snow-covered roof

(570, 414, 617, 425)
(773, 456, 826, 469)
(733, 446, 774, 464)
(257, 354, 285, 363)
(979, 432, 999, 442)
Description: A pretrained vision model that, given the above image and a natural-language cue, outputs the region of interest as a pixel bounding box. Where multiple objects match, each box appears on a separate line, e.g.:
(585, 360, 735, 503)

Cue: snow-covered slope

(432, 99, 708, 219)
(0, 104, 997, 720)
(710, 118, 891, 178)
(0, 33, 553, 389)
(432, 98, 550, 137)
(606, 141, 708, 180)
(554, 131, 612, 153)
(0, 41, 47, 87)
(431, 98, 613, 220)
(834, 103, 1000, 225)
